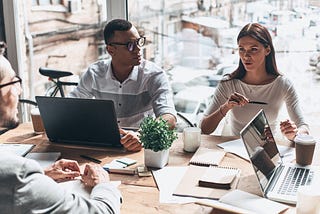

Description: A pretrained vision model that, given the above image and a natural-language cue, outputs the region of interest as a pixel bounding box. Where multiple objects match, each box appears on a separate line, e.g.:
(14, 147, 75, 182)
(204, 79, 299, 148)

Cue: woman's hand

(280, 119, 298, 141)
(219, 92, 249, 116)
(226, 92, 249, 108)
(81, 163, 110, 187)
(119, 128, 142, 152)
(44, 159, 81, 182)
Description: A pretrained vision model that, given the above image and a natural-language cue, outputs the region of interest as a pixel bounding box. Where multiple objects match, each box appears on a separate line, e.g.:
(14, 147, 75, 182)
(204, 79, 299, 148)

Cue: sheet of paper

(278, 145, 295, 163)
(152, 166, 196, 203)
(218, 139, 295, 163)
(219, 189, 289, 214)
(217, 139, 250, 161)
(58, 179, 121, 199)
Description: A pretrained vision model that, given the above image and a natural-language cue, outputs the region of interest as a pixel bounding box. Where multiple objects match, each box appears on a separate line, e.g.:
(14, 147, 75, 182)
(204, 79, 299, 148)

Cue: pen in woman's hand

(248, 101, 268, 105)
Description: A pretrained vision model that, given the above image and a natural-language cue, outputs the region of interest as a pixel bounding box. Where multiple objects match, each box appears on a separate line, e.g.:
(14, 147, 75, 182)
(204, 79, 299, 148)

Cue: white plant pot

(144, 149, 169, 169)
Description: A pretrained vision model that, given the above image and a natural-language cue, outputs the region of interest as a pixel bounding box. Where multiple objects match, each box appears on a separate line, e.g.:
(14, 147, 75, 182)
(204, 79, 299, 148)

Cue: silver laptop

(240, 109, 320, 204)
(36, 96, 123, 148)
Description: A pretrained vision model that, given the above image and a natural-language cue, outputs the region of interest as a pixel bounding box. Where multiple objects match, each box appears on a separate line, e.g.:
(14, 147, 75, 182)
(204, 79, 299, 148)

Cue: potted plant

(139, 116, 178, 168)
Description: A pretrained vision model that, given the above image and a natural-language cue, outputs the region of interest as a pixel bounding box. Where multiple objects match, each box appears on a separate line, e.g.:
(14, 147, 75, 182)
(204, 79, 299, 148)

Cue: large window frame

(3, 0, 127, 78)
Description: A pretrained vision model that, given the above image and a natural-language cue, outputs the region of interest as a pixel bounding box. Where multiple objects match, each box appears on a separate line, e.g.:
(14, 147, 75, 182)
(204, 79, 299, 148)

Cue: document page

(219, 190, 289, 214)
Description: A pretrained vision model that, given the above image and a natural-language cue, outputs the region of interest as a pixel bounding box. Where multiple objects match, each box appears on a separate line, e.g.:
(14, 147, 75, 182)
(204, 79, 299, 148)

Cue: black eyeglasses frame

(108, 37, 146, 52)
(0, 76, 22, 89)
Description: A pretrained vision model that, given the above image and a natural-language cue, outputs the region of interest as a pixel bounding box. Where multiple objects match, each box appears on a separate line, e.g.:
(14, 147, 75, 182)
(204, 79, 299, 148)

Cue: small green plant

(139, 116, 178, 152)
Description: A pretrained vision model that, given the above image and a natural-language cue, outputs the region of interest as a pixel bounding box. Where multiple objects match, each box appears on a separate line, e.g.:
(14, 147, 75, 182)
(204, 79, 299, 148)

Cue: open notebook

(189, 147, 225, 166)
(198, 166, 240, 189)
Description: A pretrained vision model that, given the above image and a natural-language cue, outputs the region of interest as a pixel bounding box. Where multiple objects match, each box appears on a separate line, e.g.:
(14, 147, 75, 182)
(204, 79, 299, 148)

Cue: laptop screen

(240, 109, 282, 192)
(36, 96, 122, 148)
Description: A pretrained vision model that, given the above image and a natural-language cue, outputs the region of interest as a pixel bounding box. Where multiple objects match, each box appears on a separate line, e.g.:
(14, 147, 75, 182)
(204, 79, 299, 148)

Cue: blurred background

(1, 0, 319, 136)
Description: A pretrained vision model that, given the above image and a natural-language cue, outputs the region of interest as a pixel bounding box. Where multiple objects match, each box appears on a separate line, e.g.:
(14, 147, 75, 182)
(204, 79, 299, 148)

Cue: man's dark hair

(104, 19, 132, 45)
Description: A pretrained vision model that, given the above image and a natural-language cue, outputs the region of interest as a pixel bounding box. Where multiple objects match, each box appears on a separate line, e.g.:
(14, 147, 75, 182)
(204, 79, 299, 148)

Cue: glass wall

(127, 0, 320, 134)
(2, 0, 320, 134)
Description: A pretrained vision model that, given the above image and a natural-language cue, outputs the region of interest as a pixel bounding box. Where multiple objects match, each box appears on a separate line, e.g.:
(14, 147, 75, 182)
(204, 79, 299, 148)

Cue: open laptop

(240, 109, 320, 204)
(35, 96, 122, 148)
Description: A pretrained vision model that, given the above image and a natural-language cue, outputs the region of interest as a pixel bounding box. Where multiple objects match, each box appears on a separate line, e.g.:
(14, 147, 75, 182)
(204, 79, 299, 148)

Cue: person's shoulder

(274, 75, 293, 87)
(87, 59, 111, 73)
(219, 75, 236, 85)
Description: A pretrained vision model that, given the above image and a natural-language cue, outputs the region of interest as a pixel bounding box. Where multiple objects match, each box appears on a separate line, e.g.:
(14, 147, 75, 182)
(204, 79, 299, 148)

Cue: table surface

(2, 123, 318, 214)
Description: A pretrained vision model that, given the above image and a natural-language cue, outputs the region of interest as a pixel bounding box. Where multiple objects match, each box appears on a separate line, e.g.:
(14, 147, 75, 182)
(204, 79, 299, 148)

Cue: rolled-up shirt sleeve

(149, 70, 177, 119)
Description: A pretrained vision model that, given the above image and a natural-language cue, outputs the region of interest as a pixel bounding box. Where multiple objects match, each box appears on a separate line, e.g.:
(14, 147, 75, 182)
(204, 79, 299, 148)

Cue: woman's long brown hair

(225, 23, 281, 81)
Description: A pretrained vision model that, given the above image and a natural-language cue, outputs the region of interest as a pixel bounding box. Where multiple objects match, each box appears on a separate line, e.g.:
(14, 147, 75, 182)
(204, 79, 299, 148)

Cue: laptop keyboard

(277, 166, 314, 196)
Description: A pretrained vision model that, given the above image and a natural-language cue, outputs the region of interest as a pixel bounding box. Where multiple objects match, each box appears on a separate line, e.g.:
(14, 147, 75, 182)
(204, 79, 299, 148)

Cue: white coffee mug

(183, 127, 201, 152)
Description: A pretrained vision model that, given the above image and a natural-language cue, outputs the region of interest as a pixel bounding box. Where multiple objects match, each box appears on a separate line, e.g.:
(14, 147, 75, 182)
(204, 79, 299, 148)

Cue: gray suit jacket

(0, 153, 121, 214)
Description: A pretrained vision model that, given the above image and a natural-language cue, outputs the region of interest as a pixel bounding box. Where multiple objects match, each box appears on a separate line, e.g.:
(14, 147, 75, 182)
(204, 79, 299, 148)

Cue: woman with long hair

(200, 23, 309, 140)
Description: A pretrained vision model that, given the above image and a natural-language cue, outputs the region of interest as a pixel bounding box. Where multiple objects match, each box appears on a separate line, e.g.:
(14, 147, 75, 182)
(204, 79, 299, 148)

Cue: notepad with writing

(189, 147, 225, 166)
(198, 166, 241, 189)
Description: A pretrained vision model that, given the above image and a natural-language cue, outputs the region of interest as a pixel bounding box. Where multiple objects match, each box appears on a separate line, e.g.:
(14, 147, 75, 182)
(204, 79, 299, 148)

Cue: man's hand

(119, 128, 142, 152)
(44, 159, 81, 182)
(81, 163, 110, 187)
(159, 113, 176, 130)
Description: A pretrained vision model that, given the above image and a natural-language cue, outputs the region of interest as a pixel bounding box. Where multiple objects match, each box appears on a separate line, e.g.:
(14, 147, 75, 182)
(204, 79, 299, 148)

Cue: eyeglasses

(0, 76, 22, 89)
(0, 41, 7, 49)
(108, 37, 146, 52)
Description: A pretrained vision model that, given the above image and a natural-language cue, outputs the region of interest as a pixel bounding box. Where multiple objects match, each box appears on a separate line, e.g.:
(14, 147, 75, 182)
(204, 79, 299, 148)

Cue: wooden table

(2, 123, 317, 213)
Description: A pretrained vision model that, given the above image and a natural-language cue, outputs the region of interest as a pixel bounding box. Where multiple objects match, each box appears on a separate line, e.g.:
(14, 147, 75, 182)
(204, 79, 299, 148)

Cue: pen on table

(104, 167, 136, 175)
(80, 155, 102, 164)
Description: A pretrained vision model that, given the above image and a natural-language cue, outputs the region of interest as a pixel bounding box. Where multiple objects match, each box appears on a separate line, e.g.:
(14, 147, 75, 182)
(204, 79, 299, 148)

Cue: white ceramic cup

(297, 185, 320, 214)
(183, 127, 201, 152)
(30, 108, 45, 134)
(295, 135, 316, 166)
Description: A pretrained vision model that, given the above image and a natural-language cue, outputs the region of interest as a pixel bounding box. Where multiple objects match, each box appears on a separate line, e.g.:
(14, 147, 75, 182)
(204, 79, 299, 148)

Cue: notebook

(35, 96, 122, 148)
(240, 109, 320, 204)
(196, 189, 289, 214)
(189, 147, 225, 166)
(173, 165, 240, 199)
(0, 144, 34, 156)
(198, 166, 240, 189)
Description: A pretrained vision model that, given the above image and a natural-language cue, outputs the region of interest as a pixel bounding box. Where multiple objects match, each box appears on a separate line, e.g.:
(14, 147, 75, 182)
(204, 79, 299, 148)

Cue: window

(127, 0, 320, 135)
(32, 0, 62, 6)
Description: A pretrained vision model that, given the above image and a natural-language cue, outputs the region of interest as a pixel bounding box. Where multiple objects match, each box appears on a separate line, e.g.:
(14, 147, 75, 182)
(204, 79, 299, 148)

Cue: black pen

(249, 101, 268, 105)
(80, 155, 102, 164)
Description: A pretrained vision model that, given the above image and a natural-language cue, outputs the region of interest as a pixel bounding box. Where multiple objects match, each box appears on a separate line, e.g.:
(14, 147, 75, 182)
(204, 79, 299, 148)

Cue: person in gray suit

(0, 42, 121, 214)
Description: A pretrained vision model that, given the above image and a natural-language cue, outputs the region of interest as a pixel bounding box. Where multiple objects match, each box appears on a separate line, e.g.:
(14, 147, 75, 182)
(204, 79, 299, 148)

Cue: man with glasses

(0, 43, 121, 214)
(70, 19, 177, 152)
(0, 44, 22, 134)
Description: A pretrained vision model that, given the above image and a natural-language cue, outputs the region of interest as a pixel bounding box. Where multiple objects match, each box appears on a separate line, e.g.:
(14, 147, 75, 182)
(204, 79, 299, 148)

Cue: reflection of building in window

(251, 116, 278, 159)
(175, 18, 218, 69)
(250, 146, 275, 178)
